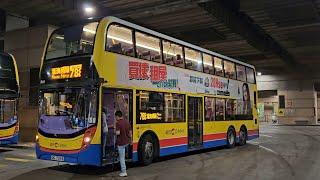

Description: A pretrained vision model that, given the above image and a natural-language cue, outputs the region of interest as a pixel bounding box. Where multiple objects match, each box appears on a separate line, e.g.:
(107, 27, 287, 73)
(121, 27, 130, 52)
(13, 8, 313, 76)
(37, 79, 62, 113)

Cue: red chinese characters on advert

(128, 61, 167, 82)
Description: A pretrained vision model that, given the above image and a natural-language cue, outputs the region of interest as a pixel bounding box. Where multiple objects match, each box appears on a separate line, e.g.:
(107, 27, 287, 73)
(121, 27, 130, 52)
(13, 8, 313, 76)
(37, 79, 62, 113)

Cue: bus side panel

(250, 84, 259, 140)
(203, 120, 258, 148)
(133, 123, 188, 160)
(203, 121, 226, 149)
(158, 137, 188, 157)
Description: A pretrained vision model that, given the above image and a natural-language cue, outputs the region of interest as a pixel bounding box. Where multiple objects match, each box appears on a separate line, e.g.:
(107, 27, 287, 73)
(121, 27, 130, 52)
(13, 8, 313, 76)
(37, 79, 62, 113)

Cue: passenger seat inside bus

(124, 47, 134, 56)
(108, 43, 122, 53)
(153, 54, 161, 62)
(185, 61, 193, 68)
(165, 56, 174, 64)
(175, 54, 183, 65)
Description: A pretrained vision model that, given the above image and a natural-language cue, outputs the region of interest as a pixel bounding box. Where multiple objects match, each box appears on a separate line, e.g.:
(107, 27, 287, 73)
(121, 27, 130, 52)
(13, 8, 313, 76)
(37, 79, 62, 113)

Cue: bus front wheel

(226, 128, 236, 148)
(139, 134, 157, 165)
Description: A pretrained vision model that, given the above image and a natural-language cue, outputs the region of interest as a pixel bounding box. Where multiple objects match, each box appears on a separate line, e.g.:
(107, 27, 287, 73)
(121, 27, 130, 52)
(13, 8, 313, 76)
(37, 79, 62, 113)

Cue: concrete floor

(1, 124, 320, 180)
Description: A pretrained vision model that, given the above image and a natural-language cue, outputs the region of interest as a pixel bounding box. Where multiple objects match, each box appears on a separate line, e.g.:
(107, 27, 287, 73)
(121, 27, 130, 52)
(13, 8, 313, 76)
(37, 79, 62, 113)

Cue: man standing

(102, 107, 108, 158)
(115, 110, 132, 177)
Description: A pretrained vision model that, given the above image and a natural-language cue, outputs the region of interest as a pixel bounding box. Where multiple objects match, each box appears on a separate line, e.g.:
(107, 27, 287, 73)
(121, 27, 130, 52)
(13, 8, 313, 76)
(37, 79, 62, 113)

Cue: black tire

(138, 134, 157, 166)
(238, 127, 247, 146)
(226, 128, 236, 148)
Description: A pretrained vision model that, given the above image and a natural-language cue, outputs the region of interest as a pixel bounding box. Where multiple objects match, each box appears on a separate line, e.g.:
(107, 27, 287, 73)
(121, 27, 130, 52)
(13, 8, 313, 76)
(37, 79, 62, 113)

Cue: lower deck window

(137, 90, 185, 123)
(226, 99, 253, 120)
(215, 98, 225, 120)
(205, 97, 215, 121)
(225, 99, 236, 120)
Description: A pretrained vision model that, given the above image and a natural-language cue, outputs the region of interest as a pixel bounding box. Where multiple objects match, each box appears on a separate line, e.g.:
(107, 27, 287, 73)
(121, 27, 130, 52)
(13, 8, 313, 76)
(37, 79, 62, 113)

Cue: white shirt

(102, 112, 108, 133)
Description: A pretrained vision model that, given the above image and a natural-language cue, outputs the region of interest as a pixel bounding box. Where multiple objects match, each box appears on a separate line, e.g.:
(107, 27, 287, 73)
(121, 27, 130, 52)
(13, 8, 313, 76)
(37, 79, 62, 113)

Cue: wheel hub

(228, 132, 235, 145)
(145, 141, 153, 159)
(240, 131, 245, 141)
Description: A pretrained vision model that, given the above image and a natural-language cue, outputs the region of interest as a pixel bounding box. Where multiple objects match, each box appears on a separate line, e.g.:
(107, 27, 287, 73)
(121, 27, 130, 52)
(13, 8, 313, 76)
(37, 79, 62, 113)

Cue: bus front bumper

(35, 143, 102, 166)
(0, 133, 18, 145)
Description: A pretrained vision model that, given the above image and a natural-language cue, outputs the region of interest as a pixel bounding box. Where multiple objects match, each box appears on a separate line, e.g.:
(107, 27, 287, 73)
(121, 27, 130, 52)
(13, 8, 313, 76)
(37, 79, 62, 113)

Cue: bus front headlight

(35, 135, 39, 142)
(83, 136, 91, 144)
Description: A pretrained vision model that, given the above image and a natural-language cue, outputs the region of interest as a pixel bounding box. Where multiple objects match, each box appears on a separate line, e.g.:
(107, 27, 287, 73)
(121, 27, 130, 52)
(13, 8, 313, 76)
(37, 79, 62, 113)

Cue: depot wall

(257, 74, 318, 125)
(4, 25, 55, 141)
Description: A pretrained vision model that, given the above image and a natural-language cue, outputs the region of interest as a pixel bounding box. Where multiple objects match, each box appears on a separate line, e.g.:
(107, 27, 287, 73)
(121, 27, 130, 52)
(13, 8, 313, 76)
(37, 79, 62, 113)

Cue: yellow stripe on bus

(0, 126, 15, 138)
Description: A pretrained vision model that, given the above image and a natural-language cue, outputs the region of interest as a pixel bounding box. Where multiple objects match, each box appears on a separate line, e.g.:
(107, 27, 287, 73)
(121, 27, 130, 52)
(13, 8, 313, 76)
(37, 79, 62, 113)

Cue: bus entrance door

(187, 97, 203, 149)
(102, 89, 133, 165)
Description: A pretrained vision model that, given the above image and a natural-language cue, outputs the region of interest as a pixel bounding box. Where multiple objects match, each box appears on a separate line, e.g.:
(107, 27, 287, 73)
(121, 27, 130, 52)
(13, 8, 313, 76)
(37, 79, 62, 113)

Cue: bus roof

(102, 16, 255, 69)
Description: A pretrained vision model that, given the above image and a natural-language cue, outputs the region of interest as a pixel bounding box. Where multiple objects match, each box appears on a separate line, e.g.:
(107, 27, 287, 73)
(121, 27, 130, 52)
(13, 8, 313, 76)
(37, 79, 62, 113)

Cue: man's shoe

(119, 172, 127, 177)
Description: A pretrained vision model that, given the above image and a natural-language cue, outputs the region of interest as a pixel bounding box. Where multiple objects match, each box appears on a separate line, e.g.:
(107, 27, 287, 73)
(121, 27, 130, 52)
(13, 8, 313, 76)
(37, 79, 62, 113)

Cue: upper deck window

(224, 61, 236, 79)
(203, 53, 214, 74)
(135, 32, 161, 62)
(184, 48, 202, 72)
(46, 22, 98, 60)
(163, 40, 184, 68)
(214, 57, 224, 76)
(246, 67, 256, 83)
(236, 65, 246, 81)
(106, 24, 134, 57)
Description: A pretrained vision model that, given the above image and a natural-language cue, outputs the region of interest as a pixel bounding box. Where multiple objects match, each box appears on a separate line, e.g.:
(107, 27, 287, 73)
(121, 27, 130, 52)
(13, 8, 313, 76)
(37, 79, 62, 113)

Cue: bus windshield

(0, 54, 16, 79)
(0, 53, 18, 95)
(45, 22, 98, 60)
(39, 88, 97, 134)
(0, 99, 17, 125)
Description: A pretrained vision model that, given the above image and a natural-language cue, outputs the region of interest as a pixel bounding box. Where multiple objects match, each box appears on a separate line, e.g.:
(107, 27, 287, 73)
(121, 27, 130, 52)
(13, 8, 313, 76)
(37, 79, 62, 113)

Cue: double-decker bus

(0, 52, 20, 145)
(36, 16, 259, 166)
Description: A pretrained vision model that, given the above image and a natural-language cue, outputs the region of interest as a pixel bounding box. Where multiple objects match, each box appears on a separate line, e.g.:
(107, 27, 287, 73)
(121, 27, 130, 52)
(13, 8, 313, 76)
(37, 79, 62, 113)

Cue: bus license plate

(51, 155, 64, 162)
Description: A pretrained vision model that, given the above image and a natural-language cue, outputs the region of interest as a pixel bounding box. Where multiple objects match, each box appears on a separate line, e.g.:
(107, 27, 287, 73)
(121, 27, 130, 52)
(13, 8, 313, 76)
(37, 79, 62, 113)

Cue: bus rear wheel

(139, 134, 157, 165)
(226, 128, 236, 148)
(238, 127, 247, 146)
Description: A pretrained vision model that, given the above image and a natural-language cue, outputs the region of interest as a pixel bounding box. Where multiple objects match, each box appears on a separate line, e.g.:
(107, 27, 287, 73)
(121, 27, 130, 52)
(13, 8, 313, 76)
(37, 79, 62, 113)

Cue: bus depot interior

(0, 1, 320, 180)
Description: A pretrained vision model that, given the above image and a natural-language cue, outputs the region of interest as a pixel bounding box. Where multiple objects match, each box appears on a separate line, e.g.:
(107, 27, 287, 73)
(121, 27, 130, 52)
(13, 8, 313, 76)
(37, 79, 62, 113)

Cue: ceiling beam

(198, 0, 302, 71)
(99, 0, 196, 18)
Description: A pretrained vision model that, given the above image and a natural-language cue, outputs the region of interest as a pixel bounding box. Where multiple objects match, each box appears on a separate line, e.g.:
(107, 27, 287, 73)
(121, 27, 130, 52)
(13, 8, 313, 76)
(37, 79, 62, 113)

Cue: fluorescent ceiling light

(83, 28, 96, 34)
(84, 5, 95, 15)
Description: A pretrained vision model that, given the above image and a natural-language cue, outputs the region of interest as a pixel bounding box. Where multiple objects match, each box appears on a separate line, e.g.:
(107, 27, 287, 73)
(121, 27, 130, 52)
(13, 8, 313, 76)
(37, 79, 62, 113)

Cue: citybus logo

(49, 142, 67, 148)
(211, 77, 227, 89)
(165, 128, 184, 135)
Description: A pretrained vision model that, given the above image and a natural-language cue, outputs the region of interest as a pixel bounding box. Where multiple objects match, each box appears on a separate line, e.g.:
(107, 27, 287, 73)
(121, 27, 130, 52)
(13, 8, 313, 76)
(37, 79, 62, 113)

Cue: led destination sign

(140, 112, 162, 121)
(51, 64, 82, 80)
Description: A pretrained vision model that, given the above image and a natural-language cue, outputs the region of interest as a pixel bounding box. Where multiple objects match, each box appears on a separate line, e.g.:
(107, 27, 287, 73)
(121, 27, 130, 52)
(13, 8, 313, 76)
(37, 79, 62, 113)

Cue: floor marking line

(259, 145, 277, 154)
(4, 157, 31, 162)
(260, 134, 273, 138)
(24, 153, 36, 158)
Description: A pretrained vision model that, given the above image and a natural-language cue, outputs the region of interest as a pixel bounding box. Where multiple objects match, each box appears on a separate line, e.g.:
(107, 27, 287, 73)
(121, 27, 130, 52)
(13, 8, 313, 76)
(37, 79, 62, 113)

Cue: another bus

(0, 52, 20, 145)
(36, 16, 259, 166)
